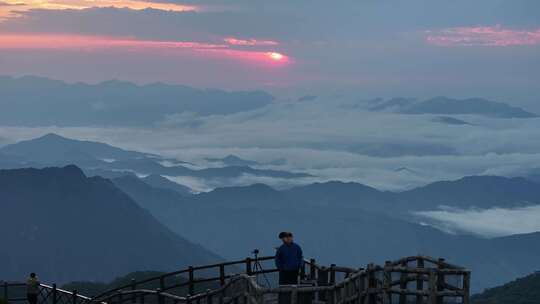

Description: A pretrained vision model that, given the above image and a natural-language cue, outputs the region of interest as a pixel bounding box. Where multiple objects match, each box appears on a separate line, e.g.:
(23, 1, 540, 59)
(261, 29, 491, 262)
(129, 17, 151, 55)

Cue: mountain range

(370, 96, 538, 118)
(110, 175, 540, 292)
(0, 166, 219, 283)
(0, 76, 274, 126)
(2, 134, 540, 292)
(0, 134, 312, 188)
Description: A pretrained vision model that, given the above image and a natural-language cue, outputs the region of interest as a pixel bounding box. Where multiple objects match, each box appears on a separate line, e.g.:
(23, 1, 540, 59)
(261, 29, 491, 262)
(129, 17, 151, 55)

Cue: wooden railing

(1, 255, 470, 304)
(1, 282, 92, 304)
(92, 256, 358, 302)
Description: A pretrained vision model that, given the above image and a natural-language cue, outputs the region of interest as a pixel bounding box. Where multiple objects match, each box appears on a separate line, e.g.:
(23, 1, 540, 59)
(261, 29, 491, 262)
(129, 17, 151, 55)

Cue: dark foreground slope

(472, 271, 540, 304)
(0, 166, 219, 283)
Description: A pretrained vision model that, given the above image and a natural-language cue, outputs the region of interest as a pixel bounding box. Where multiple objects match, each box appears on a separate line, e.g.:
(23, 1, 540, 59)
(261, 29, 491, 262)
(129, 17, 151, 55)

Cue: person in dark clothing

(275, 232, 303, 285)
(26, 273, 40, 304)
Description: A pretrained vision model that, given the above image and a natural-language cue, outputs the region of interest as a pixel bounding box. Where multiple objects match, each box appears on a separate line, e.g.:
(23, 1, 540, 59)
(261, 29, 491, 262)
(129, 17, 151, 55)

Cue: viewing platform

(2, 255, 470, 304)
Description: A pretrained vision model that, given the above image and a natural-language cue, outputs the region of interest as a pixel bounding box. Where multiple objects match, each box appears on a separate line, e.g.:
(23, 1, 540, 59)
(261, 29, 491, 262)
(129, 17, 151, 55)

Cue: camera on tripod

(249, 249, 270, 287)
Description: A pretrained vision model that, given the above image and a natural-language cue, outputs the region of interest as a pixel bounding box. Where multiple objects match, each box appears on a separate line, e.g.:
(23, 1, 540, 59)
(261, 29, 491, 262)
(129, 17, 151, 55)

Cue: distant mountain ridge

(0, 165, 219, 283)
(0, 134, 313, 188)
(112, 175, 540, 292)
(0, 133, 149, 164)
(369, 96, 537, 118)
(0, 76, 274, 126)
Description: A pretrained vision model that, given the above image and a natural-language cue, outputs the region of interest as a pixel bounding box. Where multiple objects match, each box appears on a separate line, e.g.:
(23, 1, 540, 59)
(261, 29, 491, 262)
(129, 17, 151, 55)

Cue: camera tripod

(251, 249, 271, 288)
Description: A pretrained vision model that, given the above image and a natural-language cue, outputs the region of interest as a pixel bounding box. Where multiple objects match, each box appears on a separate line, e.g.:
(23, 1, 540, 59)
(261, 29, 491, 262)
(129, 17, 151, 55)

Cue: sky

(0, 0, 539, 106)
(1, 1, 540, 238)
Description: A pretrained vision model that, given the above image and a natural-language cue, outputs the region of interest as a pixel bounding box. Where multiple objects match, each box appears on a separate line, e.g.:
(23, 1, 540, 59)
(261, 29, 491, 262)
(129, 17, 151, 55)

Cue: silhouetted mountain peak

(0, 133, 146, 164)
(0, 165, 87, 181)
(40, 133, 67, 140)
(60, 164, 87, 177)
(0, 166, 219, 282)
(294, 180, 380, 192)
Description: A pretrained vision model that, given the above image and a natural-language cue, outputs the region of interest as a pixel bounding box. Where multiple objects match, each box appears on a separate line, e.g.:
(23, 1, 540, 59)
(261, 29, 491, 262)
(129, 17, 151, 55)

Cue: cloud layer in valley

(1, 94, 539, 192)
(416, 205, 540, 237)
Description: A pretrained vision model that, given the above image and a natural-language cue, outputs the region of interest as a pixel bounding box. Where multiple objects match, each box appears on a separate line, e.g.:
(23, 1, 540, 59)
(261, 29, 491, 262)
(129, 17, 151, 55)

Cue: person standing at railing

(275, 232, 304, 285)
(26, 273, 40, 304)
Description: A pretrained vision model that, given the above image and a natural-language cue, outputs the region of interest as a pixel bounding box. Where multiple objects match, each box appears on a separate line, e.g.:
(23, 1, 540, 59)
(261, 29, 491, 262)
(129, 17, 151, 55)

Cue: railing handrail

(99, 261, 471, 304)
(1, 282, 93, 303)
(90, 256, 335, 301)
(2, 255, 471, 304)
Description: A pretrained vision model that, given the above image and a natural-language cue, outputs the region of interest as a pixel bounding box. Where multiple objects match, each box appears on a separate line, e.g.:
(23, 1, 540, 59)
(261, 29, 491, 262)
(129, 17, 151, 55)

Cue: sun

(267, 52, 284, 61)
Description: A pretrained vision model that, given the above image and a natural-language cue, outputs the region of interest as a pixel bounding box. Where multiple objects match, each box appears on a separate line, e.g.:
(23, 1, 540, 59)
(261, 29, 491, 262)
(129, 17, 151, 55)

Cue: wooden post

(463, 272, 471, 304)
(157, 288, 164, 304)
(436, 259, 445, 304)
(131, 279, 136, 304)
(220, 264, 226, 286)
(300, 263, 306, 280)
(72, 290, 78, 304)
(246, 258, 252, 275)
(358, 273, 366, 304)
(317, 267, 329, 301)
(416, 258, 424, 304)
(367, 264, 376, 304)
(399, 262, 407, 304)
(189, 266, 195, 296)
(159, 276, 165, 292)
(428, 271, 437, 304)
(309, 259, 316, 281)
(3, 282, 7, 303)
(330, 264, 336, 285)
(52, 284, 58, 304)
(383, 261, 392, 304)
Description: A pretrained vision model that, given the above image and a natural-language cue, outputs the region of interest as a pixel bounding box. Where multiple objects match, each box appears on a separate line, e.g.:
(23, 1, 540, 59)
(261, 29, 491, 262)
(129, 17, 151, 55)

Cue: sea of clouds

(1, 96, 540, 237)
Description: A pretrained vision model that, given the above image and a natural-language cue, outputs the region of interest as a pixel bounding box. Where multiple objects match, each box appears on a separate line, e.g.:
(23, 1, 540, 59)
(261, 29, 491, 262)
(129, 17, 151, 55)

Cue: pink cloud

(426, 25, 540, 47)
(224, 37, 278, 46)
(0, 33, 291, 66)
(0, 33, 226, 50)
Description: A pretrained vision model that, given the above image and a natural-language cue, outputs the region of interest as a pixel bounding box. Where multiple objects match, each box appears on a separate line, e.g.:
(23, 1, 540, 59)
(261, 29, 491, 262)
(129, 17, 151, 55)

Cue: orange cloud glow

(0, 33, 291, 66)
(0, 0, 197, 20)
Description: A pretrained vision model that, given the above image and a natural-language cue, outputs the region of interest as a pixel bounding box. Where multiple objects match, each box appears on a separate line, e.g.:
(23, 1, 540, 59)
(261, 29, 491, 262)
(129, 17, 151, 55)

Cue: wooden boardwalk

(1, 255, 470, 304)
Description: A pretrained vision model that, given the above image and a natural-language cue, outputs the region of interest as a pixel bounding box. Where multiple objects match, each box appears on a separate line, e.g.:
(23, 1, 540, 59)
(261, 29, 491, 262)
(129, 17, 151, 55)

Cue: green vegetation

(472, 272, 540, 304)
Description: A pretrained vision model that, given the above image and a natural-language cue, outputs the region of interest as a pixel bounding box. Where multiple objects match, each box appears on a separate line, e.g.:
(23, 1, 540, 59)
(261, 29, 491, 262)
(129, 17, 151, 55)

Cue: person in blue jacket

(275, 231, 303, 285)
